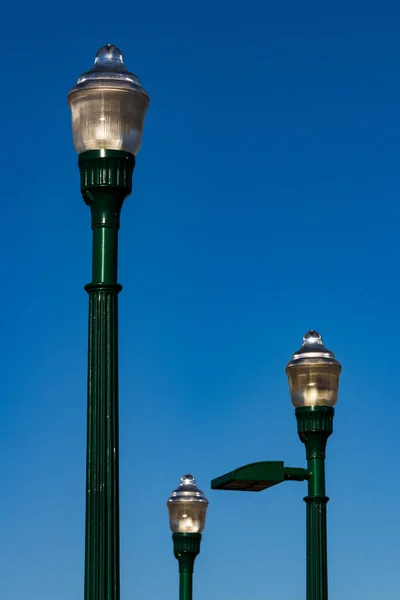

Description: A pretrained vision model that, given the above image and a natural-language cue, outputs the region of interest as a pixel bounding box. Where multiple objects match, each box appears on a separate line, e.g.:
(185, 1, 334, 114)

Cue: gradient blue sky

(1, 1, 400, 599)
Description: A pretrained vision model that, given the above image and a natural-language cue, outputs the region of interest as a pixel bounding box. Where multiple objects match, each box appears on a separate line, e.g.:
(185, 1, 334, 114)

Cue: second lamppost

(211, 331, 342, 600)
(68, 46, 149, 600)
(286, 330, 341, 600)
(167, 475, 209, 600)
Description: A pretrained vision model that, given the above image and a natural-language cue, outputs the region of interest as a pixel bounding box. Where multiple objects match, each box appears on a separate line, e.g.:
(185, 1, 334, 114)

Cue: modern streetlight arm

(296, 405, 334, 600)
(79, 150, 135, 600)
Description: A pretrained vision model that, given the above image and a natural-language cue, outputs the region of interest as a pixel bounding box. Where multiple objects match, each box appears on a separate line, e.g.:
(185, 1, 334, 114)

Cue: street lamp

(68, 45, 149, 600)
(286, 330, 341, 600)
(167, 475, 209, 600)
(211, 331, 342, 600)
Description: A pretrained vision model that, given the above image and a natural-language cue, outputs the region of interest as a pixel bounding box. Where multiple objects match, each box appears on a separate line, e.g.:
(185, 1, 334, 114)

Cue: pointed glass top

(289, 330, 338, 362)
(68, 44, 149, 99)
(167, 474, 209, 505)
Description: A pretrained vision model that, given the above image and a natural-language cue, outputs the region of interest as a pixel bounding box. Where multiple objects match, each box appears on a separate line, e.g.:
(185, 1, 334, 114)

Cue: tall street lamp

(211, 331, 342, 600)
(286, 330, 341, 600)
(68, 45, 149, 600)
(167, 475, 209, 600)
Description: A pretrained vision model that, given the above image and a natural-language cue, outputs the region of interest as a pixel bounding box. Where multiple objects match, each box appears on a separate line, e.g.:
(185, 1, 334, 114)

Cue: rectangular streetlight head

(211, 461, 286, 492)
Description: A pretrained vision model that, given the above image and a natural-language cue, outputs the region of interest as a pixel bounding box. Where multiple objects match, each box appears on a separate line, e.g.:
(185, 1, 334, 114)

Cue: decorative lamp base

(79, 149, 135, 206)
(173, 532, 202, 567)
(296, 406, 334, 445)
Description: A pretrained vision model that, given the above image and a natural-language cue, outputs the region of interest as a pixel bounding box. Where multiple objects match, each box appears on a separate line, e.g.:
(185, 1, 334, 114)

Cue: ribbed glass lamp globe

(68, 45, 149, 155)
(286, 331, 342, 408)
(167, 475, 209, 534)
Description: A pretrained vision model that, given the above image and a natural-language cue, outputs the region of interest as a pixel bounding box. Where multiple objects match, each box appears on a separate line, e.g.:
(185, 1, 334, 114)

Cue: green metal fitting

(79, 150, 135, 287)
(296, 405, 334, 453)
(284, 467, 310, 481)
(79, 150, 135, 600)
(79, 149, 135, 206)
(173, 533, 202, 600)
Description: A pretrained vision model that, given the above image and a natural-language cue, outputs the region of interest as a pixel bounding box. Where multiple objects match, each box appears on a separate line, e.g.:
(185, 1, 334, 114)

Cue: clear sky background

(1, 1, 400, 599)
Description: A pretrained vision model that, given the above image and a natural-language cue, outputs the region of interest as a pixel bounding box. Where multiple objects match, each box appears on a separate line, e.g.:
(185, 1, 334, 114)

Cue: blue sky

(1, 1, 400, 598)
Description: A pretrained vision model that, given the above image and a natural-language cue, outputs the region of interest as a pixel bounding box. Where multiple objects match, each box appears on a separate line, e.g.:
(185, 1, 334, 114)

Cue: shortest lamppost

(211, 331, 342, 600)
(167, 475, 209, 600)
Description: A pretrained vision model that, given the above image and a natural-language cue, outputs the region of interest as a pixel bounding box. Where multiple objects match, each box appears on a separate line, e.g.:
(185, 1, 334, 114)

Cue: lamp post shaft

(296, 406, 334, 600)
(179, 569, 194, 600)
(80, 150, 135, 600)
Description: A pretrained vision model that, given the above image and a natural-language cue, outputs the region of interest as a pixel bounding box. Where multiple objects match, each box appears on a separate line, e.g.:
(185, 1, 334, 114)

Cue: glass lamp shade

(68, 45, 149, 155)
(286, 331, 342, 408)
(167, 475, 209, 534)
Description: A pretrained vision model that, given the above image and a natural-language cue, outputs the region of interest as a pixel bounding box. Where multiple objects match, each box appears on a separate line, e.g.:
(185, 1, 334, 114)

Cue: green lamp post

(286, 330, 341, 600)
(211, 331, 342, 600)
(167, 475, 209, 600)
(67, 45, 149, 600)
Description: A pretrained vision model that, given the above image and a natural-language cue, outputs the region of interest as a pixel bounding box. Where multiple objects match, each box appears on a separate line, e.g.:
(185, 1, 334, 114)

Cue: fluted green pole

(79, 149, 135, 600)
(173, 533, 202, 600)
(296, 406, 334, 600)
